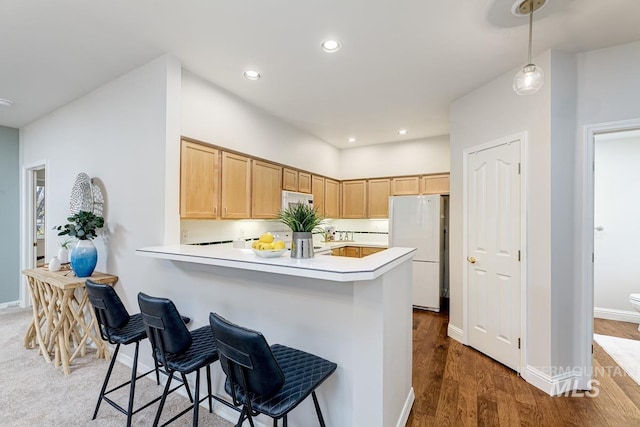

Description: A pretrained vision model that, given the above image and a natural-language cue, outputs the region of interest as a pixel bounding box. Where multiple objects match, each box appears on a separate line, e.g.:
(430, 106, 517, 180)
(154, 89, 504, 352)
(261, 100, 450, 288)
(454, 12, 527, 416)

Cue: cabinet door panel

(312, 175, 325, 216)
(252, 160, 283, 219)
(421, 174, 450, 195)
(180, 141, 219, 219)
(391, 176, 420, 195)
(221, 152, 251, 218)
(342, 180, 367, 218)
(298, 172, 312, 193)
(368, 178, 390, 218)
(282, 168, 298, 191)
(325, 178, 340, 218)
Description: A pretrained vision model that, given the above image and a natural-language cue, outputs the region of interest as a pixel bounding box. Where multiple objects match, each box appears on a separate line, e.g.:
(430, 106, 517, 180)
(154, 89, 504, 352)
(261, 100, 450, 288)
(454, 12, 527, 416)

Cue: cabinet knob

(467, 256, 476, 264)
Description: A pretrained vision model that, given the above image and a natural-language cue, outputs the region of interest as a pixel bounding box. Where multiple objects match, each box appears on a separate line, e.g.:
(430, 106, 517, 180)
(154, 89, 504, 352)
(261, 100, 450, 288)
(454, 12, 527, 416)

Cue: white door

(467, 139, 521, 371)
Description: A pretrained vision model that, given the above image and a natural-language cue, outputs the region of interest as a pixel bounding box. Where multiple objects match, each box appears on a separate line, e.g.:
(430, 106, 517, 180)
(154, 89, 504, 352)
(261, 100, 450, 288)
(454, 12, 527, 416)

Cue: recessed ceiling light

(398, 129, 408, 136)
(243, 70, 261, 81)
(321, 40, 342, 53)
(0, 98, 14, 107)
(348, 137, 356, 143)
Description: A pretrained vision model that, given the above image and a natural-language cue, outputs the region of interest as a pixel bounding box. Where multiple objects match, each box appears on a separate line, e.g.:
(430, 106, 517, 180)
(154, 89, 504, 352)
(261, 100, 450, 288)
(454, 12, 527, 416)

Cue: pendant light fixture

(512, 0, 545, 95)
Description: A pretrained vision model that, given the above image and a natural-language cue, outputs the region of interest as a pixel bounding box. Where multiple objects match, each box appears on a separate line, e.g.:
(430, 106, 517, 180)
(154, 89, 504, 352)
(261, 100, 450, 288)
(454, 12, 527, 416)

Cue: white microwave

(282, 190, 314, 211)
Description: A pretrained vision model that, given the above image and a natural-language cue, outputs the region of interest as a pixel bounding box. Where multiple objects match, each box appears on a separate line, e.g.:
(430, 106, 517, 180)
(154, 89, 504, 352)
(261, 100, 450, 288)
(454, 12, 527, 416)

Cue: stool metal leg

(153, 371, 173, 427)
(206, 365, 213, 413)
(311, 391, 326, 427)
(93, 343, 121, 420)
(193, 369, 200, 427)
(124, 342, 140, 427)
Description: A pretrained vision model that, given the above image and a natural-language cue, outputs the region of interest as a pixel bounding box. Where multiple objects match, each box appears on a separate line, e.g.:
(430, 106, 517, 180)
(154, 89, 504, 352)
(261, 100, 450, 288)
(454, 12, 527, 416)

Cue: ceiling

(2, 0, 640, 148)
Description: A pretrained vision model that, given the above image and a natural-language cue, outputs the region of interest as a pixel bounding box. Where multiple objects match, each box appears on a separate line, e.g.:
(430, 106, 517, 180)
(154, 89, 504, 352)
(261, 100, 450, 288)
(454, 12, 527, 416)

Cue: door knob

(467, 256, 476, 264)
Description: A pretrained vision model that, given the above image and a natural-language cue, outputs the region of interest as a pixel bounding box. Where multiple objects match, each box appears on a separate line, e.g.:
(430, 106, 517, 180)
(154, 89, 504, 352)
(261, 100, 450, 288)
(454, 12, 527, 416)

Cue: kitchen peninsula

(136, 244, 416, 427)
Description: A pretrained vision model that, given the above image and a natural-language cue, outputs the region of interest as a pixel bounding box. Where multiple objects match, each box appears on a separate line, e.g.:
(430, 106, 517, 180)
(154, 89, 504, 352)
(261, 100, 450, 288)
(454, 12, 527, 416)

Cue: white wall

(450, 51, 554, 373)
(181, 70, 341, 178)
(338, 135, 450, 179)
(594, 133, 640, 312)
(574, 40, 640, 321)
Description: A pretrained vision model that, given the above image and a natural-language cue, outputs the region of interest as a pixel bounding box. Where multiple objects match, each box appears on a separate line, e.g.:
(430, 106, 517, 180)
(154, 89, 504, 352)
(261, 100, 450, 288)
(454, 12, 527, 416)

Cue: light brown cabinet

(298, 172, 312, 194)
(252, 160, 282, 219)
(180, 140, 220, 219)
(391, 176, 420, 195)
(361, 246, 385, 257)
(324, 178, 340, 218)
(331, 245, 387, 258)
(311, 175, 325, 215)
(342, 180, 367, 219)
(367, 178, 390, 218)
(421, 173, 450, 195)
(344, 246, 361, 258)
(282, 168, 298, 191)
(221, 152, 251, 218)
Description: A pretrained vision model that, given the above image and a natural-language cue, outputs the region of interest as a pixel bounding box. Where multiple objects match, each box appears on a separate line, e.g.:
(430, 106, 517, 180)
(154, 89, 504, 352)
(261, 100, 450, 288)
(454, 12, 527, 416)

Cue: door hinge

(518, 250, 521, 261)
(592, 253, 594, 263)
(592, 344, 594, 354)
(518, 163, 521, 174)
(518, 338, 521, 349)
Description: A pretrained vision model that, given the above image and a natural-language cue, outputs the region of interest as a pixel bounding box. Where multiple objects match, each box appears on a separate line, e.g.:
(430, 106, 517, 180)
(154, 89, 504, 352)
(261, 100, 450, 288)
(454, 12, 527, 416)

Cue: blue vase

(71, 240, 98, 277)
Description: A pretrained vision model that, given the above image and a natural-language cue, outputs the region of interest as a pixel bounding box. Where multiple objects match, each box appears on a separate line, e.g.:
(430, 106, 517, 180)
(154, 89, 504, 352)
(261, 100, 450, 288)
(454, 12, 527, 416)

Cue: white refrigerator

(389, 195, 446, 311)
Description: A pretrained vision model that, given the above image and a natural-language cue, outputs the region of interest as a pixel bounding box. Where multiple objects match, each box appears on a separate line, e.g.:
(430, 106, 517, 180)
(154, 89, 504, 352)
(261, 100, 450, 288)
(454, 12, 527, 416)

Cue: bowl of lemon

(251, 233, 288, 258)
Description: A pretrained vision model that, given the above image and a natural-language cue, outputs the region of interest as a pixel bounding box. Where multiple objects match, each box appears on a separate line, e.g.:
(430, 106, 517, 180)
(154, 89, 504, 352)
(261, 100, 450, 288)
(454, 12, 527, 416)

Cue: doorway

(34, 168, 46, 267)
(463, 133, 525, 372)
(582, 118, 640, 389)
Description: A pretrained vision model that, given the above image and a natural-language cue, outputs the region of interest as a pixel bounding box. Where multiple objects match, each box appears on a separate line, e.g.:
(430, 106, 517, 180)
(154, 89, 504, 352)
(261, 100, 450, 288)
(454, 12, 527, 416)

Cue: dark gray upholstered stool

(209, 312, 337, 427)
(138, 293, 237, 427)
(86, 280, 189, 427)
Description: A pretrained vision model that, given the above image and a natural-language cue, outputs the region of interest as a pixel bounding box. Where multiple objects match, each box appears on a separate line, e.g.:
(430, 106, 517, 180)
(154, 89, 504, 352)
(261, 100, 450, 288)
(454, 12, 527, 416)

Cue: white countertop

(136, 244, 414, 282)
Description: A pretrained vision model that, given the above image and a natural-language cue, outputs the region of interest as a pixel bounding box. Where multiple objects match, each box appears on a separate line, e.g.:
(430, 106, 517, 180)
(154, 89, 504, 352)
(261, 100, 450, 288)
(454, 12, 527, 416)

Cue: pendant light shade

(513, 0, 545, 95)
(513, 64, 544, 95)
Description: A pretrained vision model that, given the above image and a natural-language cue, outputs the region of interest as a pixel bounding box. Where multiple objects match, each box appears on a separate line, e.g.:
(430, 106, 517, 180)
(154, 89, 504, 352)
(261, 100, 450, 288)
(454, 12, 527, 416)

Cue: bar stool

(86, 281, 191, 427)
(138, 292, 237, 427)
(209, 312, 337, 427)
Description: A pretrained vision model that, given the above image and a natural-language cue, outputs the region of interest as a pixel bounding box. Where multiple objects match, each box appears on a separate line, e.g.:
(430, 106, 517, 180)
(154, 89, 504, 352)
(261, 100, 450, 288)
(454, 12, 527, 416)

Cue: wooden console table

(22, 268, 118, 376)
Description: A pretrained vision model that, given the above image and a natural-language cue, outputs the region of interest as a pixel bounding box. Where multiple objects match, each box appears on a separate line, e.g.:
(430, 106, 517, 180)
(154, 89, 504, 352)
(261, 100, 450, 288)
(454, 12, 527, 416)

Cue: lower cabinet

(331, 246, 386, 258)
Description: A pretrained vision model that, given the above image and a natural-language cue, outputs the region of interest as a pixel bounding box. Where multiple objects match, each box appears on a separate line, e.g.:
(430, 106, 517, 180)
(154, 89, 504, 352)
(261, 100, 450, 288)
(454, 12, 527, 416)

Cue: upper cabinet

(179, 137, 449, 222)
(311, 175, 325, 216)
(252, 160, 282, 219)
(342, 180, 367, 219)
(221, 152, 251, 219)
(324, 178, 340, 218)
(180, 140, 220, 219)
(282, 167, 298, 192)
(421, 173, 450, 195)
(298, 171, 312, 194)
(391, 176, 420, 195)
(368, 178, 390, 219)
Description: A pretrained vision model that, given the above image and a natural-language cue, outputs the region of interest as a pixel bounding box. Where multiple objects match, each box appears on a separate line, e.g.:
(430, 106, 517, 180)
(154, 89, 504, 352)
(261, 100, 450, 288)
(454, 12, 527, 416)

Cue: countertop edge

(136, 245, 415, 282)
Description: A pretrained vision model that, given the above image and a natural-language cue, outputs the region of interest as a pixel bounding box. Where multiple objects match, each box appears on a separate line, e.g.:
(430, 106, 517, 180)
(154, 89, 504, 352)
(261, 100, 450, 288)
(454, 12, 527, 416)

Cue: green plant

(278, 204, 323, 232)
(58, 237, 73, 249)
(54, 211, 104, 240)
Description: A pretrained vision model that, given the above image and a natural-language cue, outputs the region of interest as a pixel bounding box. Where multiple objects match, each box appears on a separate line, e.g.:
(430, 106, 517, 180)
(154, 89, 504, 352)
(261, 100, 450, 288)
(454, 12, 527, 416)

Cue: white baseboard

(0, 300, 20, 309)
(523, 365, 586, 396)
(594, 307, 640, 324)
(447, 323, 464, 343)
(396, 387, 415, 427)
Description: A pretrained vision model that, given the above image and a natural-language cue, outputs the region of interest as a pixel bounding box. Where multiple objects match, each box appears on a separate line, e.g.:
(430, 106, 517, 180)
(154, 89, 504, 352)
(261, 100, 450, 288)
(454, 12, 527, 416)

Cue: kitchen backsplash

(181, 218, 389, 245)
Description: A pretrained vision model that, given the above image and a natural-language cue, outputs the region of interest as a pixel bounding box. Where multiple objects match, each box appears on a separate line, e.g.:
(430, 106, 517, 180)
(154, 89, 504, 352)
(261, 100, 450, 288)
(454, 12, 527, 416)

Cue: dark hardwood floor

(407, 308, 640, 426)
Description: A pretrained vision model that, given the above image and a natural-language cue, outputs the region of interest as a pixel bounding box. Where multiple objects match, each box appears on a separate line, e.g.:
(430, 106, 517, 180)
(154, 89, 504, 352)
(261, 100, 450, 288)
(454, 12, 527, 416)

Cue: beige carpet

(594, 333, 640, 385)
(0, 307, 233, 427)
